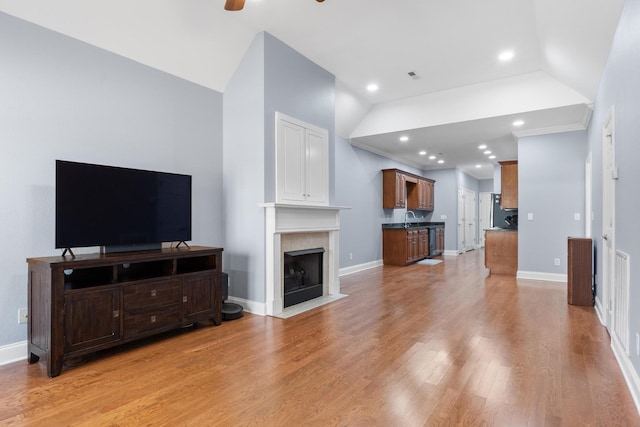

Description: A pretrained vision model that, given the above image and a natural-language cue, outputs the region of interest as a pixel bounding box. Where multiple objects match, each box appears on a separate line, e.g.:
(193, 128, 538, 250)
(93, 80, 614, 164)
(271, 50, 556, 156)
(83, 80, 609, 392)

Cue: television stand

(27, 245, 223, 377)
(61, 248, 75, 257)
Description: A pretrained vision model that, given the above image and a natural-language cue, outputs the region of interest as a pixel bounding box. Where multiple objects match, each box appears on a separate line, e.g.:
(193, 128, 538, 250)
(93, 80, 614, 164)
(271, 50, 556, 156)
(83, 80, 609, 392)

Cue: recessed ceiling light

(499, 50, 515, 62)
(484, 150, 492, 155)
(437, 159, 445, 164)
(429, 155, 436, 160)
(399, 135, 409, 142)
(489, 155, 496, 159)
(366, 83, 379, 92)
(475, 164, 482, 168)
(513, 120, 525, 127)
(478, 144, 487, 150)
(419, 150, 427, 156)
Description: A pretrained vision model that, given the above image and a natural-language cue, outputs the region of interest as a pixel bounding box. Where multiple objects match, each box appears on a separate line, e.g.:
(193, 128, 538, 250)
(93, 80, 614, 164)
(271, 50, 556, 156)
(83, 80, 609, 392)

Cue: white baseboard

(227, 296, 266, 316)
(443, 250, 458, 257)
(516, 270, 567, 282)
(0, 340, 27, 366)
(594, 297, 606, 326)
(611, 335, 640, 416)
(339, 259, 382, 276)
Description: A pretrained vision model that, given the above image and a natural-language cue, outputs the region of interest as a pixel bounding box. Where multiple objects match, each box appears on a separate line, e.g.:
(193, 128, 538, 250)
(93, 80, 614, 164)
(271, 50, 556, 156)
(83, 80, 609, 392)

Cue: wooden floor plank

(0, 249, 638, 426)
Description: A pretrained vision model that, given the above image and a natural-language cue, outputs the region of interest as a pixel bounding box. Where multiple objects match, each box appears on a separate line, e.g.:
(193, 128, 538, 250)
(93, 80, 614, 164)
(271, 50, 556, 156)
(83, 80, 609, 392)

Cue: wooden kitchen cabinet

(418, 229, 429, 259)
(383, 227, 435, 266)
(484, 230, 517, 275)
(382, 169, 406, 208)
(383, 169, 435, 210)
(408, 178, 434, 211)
(499, 161, 518, 209)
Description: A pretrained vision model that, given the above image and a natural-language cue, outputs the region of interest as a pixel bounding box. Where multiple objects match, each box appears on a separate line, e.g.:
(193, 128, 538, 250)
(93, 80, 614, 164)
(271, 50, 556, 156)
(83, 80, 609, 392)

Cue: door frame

(601, 107, 616, 331)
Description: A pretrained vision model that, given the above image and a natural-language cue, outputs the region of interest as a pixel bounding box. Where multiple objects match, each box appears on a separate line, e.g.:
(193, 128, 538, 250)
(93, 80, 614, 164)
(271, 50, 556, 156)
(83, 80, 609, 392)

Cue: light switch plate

(574, 213, 581, 221)
(527, 213, 533, 221)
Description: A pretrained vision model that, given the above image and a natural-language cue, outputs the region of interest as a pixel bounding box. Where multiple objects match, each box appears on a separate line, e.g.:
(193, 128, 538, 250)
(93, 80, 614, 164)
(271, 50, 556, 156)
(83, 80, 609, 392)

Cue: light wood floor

(1, 250, 638, 426)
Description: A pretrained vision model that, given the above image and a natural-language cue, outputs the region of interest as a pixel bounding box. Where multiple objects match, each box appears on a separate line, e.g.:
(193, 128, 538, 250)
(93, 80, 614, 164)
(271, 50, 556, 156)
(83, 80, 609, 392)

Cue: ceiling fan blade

(224, 0, 245, 11)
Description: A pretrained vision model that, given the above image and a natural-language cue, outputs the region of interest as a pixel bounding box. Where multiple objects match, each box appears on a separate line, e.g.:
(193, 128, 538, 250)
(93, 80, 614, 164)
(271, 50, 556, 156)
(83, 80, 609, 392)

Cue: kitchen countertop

(382, 222, 445, 230)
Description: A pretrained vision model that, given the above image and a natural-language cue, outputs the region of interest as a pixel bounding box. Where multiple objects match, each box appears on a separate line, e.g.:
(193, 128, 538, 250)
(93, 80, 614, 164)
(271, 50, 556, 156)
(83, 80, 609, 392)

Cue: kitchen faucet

(404, 210, 416, 228)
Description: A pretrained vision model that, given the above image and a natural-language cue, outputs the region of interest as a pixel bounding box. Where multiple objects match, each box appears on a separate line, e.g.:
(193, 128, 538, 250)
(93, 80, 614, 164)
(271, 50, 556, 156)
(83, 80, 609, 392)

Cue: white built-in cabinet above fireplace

(275, 112, 328, 206)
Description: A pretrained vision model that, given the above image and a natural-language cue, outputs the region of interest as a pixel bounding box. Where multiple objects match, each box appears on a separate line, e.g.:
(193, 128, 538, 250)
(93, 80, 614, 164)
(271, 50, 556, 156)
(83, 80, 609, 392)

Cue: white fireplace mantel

(260, 203, 349, 316)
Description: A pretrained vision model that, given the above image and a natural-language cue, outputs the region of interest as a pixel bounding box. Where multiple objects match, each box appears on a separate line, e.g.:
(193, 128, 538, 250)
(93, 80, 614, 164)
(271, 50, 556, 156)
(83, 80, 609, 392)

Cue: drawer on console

(124, 279, 182, 310)
(124, 303, 182, 338)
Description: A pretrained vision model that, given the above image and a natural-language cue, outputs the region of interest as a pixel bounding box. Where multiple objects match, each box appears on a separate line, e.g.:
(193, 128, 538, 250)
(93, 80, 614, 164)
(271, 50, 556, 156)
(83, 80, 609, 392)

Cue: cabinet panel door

(183, 274, 215, 323)
(277, 119, 306, 203)
(64, 287, 121, 353)
(305, 128, 328, 204)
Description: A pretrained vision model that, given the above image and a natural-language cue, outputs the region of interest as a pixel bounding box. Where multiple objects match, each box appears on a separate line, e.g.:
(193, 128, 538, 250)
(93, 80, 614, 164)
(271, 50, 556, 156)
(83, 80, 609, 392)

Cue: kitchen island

(484, 228, 518, 275)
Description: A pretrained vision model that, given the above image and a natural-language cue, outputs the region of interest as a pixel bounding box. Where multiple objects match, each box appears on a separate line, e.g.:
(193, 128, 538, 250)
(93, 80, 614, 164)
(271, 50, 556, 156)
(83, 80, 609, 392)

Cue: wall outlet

(574, 213, 581, 221)
(554, 258, 560, 266)
(527, 213, 533, 221)
(18, 308, 28, 324)
(440, 214, 447, 220)
(349, 252, 353, 260)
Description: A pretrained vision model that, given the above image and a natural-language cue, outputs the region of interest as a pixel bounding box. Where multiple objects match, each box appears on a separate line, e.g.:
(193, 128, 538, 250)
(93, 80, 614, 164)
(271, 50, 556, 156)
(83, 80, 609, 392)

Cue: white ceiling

(0, 0, 625, 179)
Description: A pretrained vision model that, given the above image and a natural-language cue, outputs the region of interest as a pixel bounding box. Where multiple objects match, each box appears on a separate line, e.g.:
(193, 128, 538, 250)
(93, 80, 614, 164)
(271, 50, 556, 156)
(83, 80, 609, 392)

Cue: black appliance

(491, 193, 518, 230)
(56, 160, 192, 252)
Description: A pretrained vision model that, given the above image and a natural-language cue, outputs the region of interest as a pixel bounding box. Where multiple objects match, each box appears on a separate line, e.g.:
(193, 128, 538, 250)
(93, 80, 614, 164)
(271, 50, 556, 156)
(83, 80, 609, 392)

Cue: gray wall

(517, 131, 587, 274)
(223, 32, 335, 303)
(0, 13, 223, 347)
(587, 0, 640, 370)
(222, 32, 266, 303)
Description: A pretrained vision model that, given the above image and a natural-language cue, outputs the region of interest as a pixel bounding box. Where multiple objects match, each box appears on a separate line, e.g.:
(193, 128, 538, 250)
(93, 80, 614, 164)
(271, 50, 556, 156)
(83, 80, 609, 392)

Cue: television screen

(55, 160, 192, 250)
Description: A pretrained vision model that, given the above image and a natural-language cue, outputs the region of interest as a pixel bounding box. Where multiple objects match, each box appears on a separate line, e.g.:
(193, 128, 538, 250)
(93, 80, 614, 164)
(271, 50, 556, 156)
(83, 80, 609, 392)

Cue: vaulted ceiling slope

(0, 0, 625, 179)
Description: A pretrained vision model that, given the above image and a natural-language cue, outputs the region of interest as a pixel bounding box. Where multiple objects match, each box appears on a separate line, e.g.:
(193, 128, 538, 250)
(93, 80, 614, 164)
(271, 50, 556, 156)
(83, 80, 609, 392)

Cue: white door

(601, 108, 616, 331)
(479, 192, 492, 247)
(464, 189, 476, 252)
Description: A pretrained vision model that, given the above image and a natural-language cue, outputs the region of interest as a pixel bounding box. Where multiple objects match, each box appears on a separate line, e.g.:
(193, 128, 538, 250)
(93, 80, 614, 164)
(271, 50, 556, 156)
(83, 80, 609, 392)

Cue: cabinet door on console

(183, 274, 215, 323)
(64, 287, 121, 353)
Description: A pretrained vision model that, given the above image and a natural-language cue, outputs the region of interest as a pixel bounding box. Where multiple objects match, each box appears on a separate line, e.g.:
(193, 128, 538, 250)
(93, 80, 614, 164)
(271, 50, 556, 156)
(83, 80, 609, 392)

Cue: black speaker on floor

(220, 272, 243, 321)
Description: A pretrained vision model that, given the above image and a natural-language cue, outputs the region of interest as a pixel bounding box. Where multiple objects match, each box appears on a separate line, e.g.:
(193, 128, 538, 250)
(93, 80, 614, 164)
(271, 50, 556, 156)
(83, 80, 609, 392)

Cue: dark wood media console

(27, 246, 223, 377)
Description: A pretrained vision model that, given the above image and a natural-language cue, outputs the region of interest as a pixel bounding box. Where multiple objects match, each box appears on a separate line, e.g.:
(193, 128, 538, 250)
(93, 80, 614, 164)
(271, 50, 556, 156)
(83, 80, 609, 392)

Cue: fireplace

(283, 248, 324, 307)
(261, 203, 347, 317)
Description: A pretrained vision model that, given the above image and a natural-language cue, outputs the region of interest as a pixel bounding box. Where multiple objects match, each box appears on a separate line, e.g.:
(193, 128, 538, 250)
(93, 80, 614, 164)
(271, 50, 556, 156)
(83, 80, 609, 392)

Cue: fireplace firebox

(283, 247, 324, 308)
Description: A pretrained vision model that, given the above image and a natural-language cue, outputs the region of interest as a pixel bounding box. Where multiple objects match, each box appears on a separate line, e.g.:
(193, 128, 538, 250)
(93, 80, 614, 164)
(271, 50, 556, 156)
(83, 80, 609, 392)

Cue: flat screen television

(56, 160, 192, 252)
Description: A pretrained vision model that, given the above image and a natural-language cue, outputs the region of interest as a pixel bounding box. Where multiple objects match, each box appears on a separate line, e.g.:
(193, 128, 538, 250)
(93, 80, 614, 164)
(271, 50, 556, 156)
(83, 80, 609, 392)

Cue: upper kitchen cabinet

(276, 112, 328, 205)
(382, 169, 435, 211)
(499, 161, 518, 209)
(408, 178, 434, 211)
(382, 169, 406, 208)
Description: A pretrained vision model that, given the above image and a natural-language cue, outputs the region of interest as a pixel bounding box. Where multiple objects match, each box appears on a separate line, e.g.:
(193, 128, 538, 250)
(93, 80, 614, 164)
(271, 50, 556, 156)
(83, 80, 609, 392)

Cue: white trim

(443, 250, 458, 257)
(611, 336, 640, 416)
(516, 271, 567, 282)
(512, 119, 590, 138)
(227, 296, 266, 316)
(348, 140, 424, 171)
(339, 259, 382, 276)
(0, 340, 27, 366)
(595, 297, 606, 325)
